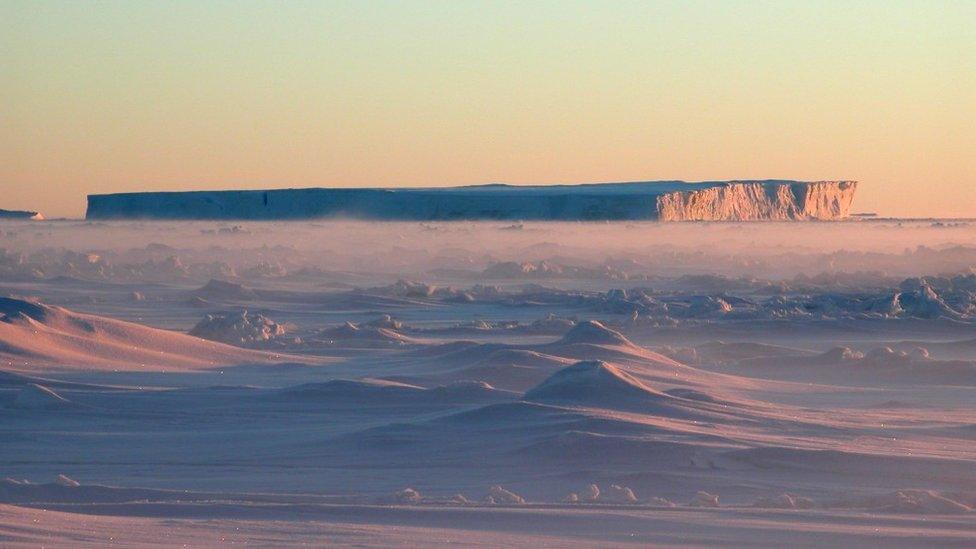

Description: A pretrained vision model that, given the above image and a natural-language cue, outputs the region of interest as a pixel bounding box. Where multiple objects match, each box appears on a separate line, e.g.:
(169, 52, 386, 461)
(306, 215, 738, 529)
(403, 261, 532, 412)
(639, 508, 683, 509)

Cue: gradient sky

(2, 0, 974, 218)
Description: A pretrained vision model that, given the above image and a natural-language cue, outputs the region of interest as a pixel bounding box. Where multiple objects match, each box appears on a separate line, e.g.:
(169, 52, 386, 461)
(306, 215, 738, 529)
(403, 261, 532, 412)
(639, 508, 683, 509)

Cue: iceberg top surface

(88, 180, 842, 198)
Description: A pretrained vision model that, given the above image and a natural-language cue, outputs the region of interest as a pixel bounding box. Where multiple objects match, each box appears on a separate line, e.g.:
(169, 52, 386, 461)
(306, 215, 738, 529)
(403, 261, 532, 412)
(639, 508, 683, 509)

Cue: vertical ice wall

(655, 181, 857, 221)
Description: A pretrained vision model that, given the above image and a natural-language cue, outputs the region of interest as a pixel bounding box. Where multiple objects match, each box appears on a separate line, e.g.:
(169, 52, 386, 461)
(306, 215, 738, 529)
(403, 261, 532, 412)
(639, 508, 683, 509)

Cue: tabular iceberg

(86, 180, 856, 221)
(0, 208, 44, 220)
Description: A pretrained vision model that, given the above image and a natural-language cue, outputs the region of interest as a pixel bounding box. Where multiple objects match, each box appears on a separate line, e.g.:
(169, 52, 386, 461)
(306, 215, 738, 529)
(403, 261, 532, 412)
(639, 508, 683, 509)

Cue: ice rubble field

(1, 219, 976, 547)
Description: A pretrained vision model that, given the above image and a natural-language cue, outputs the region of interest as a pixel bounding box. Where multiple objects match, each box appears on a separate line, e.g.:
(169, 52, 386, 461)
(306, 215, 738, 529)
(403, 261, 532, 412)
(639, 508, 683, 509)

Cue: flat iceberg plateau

(85, 180, 857, 221)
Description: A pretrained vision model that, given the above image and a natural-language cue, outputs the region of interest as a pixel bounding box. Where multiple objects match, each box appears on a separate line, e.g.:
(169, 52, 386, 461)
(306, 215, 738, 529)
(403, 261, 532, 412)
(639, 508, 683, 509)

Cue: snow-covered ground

(1, 219, 975, 547)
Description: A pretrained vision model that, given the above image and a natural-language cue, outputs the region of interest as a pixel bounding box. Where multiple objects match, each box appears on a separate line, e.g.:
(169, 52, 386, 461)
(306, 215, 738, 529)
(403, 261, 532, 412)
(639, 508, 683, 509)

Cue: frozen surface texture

(4, 218, 976, 548)
(86, 180, 857, 221)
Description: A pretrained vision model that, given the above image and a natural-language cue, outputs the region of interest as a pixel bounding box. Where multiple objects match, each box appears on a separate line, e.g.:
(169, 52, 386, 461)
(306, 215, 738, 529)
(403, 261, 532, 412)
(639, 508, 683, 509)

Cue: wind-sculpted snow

(85, 180, 856, 221)
(0, 297, 310, 371)
(5, 218, 976, 546)
(522, 360, 716, 417)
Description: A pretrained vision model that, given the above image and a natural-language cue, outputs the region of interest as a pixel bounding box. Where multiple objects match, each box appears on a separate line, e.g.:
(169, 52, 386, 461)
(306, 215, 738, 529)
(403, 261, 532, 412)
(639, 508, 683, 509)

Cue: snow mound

(192, 279, 257, 301)
(189, 310, 286, 347)
(556, 320, 635, 347)
(524, 360, 677, 412)
(483, 485, 525, 505)
(525, 360, 652, 400)
(543, 320, 688, 368)
(0, 297, 298, 371)
(394, 487, 423, 504)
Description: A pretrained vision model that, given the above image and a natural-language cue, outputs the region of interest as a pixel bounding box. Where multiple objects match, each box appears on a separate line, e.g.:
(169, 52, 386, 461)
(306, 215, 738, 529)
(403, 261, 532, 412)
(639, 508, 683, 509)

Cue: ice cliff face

(656, 181, 857, 221)
(86, 180, 856, 221)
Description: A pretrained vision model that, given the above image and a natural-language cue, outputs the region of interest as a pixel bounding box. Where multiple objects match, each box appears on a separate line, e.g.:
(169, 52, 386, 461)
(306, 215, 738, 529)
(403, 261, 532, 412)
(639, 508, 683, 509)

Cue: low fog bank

(1, 220, 975, 286)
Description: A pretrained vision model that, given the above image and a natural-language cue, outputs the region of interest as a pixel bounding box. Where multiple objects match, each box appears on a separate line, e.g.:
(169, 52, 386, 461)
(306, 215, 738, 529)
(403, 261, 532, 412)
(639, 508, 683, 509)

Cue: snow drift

(522, 360, 715, 418)
(524, 360, 669, 407)
(0, 297, 299, 371)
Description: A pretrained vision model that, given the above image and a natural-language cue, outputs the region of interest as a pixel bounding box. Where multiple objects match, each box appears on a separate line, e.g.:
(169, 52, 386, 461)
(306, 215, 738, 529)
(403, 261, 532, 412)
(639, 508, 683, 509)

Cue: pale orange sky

(2, 1, 974, 218)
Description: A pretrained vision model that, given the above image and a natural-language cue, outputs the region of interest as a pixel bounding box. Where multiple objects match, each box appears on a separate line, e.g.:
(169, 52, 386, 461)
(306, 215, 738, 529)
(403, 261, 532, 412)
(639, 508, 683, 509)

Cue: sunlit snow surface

(1, 219, 975, 547)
